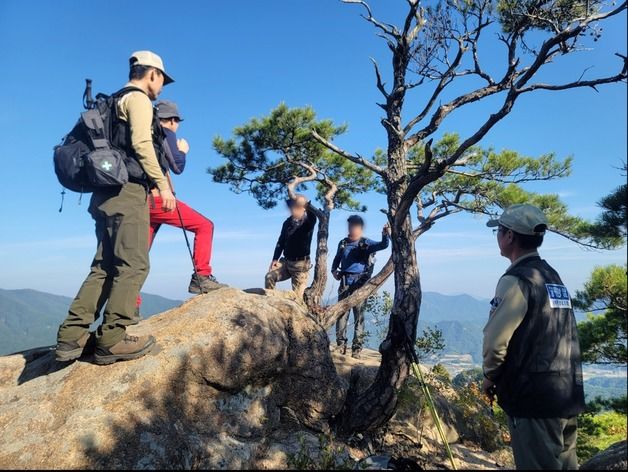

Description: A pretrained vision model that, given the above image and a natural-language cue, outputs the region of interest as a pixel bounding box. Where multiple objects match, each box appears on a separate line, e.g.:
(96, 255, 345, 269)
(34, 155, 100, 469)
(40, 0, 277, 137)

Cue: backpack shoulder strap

(108, 86, 151, 127)
(112, 85, 146, 99)
(358, 237, 369, 250)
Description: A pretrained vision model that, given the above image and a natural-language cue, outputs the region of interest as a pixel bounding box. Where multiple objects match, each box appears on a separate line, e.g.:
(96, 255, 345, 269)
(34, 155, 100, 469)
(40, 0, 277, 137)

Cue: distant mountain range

(2, 288, 488, 359)
(363, 292, 489, 363)
(3, 288, 623, 401)
(419, 293, 488, 363)
(0, 288, 182, 356)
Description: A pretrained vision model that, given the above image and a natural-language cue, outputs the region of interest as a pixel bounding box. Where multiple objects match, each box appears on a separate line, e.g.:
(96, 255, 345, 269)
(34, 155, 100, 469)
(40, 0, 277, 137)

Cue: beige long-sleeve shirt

(482, 252, 540, 381)
(117, 84, 169, 191)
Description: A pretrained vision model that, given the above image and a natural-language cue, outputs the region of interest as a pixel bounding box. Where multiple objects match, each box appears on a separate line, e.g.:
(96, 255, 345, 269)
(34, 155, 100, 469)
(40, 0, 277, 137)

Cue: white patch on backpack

(545, 283, 572, 309)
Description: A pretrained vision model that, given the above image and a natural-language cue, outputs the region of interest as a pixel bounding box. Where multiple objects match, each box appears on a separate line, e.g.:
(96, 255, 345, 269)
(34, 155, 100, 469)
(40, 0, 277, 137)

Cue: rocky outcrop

(0, 288, 346, 469)
(330, 347, 514, 470)
(0, 287, 518, 470)
(581, 441, 628, 470)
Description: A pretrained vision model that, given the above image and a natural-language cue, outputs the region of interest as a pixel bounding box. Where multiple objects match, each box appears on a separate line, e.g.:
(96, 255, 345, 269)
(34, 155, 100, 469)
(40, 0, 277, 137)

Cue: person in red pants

(137, 100, 224, 314)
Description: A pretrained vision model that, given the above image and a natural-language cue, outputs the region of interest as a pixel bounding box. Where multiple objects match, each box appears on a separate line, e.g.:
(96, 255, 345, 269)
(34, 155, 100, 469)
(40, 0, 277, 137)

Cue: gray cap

(487, 204, 548, 235)
(156, 100, 183, 121)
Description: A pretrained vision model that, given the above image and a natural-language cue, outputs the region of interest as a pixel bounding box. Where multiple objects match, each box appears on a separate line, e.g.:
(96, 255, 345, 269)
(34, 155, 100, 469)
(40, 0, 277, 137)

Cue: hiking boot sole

(93, 338, 156, 365)
(188, 284, 227, 295)
(55, 348, 84, 363)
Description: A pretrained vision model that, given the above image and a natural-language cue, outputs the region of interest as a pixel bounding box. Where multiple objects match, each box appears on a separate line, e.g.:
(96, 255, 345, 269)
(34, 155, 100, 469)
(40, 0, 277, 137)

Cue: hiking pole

(174, 203, 206, 295)
(167, 172, 206, 295)
(83, 79, 95, 110)
(405, 338, 457, 470)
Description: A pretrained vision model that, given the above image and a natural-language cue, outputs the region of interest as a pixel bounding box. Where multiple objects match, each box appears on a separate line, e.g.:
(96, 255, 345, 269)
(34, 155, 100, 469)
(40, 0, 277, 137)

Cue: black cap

(347, 215, 365, 227)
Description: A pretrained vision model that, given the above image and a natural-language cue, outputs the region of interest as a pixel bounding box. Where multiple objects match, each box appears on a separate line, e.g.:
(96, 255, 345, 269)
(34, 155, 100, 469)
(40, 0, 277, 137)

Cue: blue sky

(0, 1, 626, 303)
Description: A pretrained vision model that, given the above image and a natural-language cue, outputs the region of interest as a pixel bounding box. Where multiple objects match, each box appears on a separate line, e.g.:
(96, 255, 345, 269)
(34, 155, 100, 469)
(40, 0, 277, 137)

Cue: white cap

(129, 50, 174, 85)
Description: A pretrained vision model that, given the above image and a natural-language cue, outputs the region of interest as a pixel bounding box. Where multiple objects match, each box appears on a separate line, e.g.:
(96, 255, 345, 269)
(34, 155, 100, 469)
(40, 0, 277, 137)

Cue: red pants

(149, 195, 214, 276)
(136, 196, 214, 309)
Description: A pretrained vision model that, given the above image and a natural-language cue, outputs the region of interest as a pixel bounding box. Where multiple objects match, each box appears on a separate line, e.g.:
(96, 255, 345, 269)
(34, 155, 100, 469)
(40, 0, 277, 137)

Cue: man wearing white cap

(56, 51, 176, 365)
(482, 204, 585, 470)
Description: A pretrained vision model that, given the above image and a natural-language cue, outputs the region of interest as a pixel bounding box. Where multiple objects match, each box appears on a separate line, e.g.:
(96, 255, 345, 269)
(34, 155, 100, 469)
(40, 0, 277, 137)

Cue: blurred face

(348, 223, 363, 240)
(146, 69, 165, 100)
(289, 196, 307, 219)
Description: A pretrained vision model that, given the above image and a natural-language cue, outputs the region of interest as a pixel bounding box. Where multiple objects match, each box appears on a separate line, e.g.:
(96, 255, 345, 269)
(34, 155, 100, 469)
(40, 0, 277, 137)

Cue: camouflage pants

(264, 257, 311, 299)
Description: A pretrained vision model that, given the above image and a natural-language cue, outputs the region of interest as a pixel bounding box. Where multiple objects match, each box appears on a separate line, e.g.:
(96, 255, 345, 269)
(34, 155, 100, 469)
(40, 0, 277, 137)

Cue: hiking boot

(55, 331, 94, 362)
(351, 348, 362, 359)
(337, 342, 348, 356)
(93, 335, 156, 365)
(188, 274, 227, 294)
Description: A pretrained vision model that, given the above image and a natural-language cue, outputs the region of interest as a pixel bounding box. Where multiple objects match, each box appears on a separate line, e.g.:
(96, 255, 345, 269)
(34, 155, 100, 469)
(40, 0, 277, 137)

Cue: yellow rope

(410, 361, 457, 470)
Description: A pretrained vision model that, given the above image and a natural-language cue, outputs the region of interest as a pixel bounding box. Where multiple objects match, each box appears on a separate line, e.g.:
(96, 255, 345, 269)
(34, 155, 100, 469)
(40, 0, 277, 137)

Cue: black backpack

(339, 237, 376, 277)
(53, 81, 142, 193)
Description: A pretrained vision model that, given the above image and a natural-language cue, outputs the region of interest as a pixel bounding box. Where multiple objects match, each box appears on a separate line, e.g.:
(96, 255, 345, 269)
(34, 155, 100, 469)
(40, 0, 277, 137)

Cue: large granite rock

(581, 441, 628, 470)
(0, 288, 346, 469)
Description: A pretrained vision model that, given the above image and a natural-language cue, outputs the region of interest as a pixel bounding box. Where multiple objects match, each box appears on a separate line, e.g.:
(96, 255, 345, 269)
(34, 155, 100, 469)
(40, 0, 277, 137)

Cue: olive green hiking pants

(57, 183, 150, 348)
(508, 416, 579, 470)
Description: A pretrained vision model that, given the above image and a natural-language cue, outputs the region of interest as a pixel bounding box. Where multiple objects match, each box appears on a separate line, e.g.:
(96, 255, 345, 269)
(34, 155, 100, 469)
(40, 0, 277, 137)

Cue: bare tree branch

(311, 129, 385, 176)
(513, 2, 628, 90)
(446, 89, 519, 167)
(518, 53, 628, 92)
(405, 77, 515, 148)
(403, 3, 628, 149)
(370, 57, 389, 99)
(401, 0, 421, 42)
(321, 256, 394, 328)
(342, 0, 400, 39)
(403, 38, 467, 135)
(286, 160, 319, 199)
(412, 205, 463, 239)
(468, 17, 495, 85)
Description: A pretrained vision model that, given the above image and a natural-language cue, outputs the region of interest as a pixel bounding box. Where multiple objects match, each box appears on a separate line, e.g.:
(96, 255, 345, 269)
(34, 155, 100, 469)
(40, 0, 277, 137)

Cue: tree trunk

(304, 209, 330, 311)
(333, 31, 423, 429)
(335, 143, 422, 433)
(330, 19, 427, 434)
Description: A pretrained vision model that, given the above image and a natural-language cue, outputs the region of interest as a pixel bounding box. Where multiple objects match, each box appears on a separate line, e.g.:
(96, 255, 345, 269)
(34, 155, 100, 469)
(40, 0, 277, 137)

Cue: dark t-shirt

(163, 128, 186, 174)
(272, 208, 318, 260)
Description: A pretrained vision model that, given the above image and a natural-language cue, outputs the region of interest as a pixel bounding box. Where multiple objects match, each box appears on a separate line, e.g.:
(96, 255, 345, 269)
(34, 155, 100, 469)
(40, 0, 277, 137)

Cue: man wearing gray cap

(142, 100, 224, 294)
(56, 51, 175, 365)
(156, 100, 188, 173)
(482, 204, 585, 470)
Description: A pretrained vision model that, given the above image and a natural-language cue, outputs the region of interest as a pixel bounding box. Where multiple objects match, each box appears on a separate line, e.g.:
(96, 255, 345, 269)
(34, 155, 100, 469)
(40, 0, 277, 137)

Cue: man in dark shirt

(265, 194, 318, 299)
(332, 215, 390, 357)
(159, 101, 188, 174)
